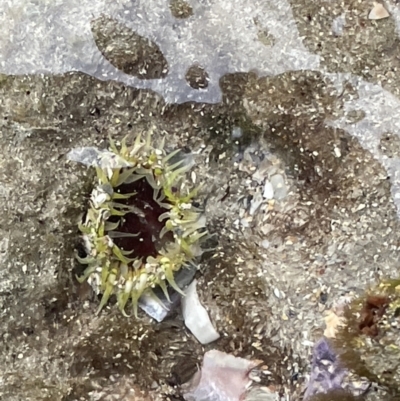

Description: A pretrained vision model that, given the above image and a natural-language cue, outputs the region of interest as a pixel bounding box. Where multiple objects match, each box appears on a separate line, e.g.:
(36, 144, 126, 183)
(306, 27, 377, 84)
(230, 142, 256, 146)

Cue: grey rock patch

(331, 14, 346, 36)
(185, 64, 210, 89)
(169, 0, 194, 19)
(270, 174, 287, 200)
(91, 14, 169, 79)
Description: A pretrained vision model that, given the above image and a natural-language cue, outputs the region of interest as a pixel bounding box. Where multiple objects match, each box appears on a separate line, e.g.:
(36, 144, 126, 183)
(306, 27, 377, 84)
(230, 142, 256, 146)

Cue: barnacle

(333, 279, 400, 391)
(77, 131, 208, 317)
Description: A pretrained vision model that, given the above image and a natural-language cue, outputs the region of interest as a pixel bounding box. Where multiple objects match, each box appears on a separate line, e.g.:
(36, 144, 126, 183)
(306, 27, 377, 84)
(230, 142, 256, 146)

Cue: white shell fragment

(262, 181, 274, 199)
(270, 174, 288, 200)
(183, 350, 259, 401)
(181, 280, 220, 344)
(368, 2, 389, 20)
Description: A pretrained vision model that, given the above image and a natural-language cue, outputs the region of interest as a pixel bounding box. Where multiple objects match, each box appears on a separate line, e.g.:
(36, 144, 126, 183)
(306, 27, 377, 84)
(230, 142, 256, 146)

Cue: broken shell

(262, 181, 274, 199)
(181, 279, 220, 344)
(270, 174, 287, 200)
(368, 2, 389, 20)
(183, 350, 259, 401)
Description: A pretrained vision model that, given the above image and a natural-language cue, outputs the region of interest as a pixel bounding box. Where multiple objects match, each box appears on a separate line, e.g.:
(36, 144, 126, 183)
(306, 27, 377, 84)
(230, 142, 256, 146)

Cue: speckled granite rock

(2, 1, 400, 400)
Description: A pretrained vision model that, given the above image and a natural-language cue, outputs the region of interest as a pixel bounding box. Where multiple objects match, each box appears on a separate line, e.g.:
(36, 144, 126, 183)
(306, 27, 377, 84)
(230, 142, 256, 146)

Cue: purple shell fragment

(303, 337, 370, 400)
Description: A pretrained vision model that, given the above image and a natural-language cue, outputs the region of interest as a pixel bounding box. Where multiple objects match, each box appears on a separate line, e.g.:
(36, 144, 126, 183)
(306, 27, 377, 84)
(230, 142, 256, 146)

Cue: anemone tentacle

(76, 131, 208, 316)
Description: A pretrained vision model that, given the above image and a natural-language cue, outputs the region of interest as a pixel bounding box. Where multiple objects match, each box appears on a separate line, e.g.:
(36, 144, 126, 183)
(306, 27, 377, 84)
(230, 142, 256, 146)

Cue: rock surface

(1, 0, 400, 400)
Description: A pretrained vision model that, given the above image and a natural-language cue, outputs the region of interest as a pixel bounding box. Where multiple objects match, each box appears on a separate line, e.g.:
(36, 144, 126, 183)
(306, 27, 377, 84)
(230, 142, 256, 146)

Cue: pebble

(333, 146, 341, 158)
(270, 174, 288, 200)
(368, 2, 389, 20)
(249, 192, 264, 215)
(231, 126, 243, 139)
(263, 181, 274, 199)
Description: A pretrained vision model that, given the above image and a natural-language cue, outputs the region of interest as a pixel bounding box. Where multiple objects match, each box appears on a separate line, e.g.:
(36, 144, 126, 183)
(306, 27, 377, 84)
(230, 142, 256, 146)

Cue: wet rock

(242, 71, 342, 129)
(169, 0, 194, 19)
(307, 391, 361, 401)
(379, 132, 400, 158)
(91, 14, 168, 79)
(185, 65, 209, 89)
(86, 376, 155, 401)
(269, 174, 287, 200)
(194, 244, 297, 389)
(2, 21, 400, 399)
(0, 72, 207, 401)
(289, 0, 399, 92)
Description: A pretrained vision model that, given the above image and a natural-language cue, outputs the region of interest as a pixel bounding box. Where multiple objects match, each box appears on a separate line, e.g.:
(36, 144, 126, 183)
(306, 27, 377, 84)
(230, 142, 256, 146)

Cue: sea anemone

(76, 131, 208, 317)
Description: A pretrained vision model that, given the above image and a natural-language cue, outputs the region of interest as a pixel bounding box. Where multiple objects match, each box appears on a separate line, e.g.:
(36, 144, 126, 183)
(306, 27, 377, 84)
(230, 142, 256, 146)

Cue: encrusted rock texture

(1, 0, 400, 400)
